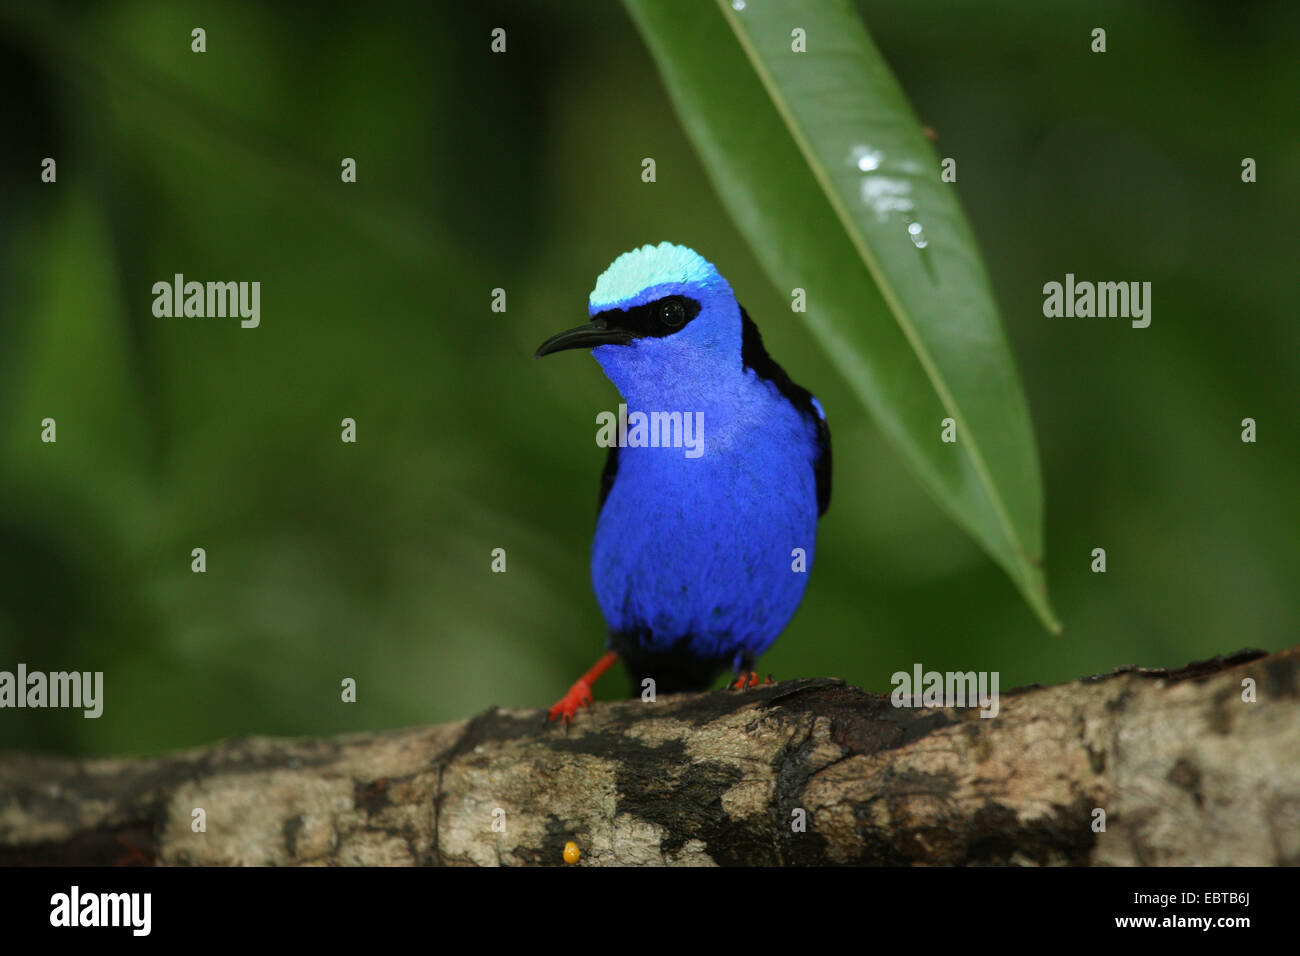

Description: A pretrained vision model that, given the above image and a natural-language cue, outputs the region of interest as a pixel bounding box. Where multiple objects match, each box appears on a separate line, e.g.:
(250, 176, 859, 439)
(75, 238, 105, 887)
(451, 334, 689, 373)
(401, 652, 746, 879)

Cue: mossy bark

(1, 647, 1295, 866)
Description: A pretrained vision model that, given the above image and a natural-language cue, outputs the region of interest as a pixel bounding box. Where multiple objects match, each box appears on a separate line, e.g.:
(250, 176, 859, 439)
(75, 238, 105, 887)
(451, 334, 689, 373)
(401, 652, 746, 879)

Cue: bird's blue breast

(590, 370, 820, 667)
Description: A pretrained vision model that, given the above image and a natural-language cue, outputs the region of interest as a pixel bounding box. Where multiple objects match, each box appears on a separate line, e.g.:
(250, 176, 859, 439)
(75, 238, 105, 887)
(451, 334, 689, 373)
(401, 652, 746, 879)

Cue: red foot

(546, 650, 620, 728)
(547, 679, 593, 727)
(730, 671, 774, 690)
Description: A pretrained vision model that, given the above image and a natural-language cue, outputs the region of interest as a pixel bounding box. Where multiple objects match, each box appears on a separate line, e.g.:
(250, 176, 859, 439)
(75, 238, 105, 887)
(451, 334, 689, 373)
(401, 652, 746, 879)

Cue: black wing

(740, 306, 832, 516)
(598, 443, 619, 513)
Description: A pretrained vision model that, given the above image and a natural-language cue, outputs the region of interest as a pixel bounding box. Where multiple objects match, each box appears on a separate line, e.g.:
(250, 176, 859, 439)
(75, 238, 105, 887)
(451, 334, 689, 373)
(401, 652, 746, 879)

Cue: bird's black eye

(659, 298, 686, 328)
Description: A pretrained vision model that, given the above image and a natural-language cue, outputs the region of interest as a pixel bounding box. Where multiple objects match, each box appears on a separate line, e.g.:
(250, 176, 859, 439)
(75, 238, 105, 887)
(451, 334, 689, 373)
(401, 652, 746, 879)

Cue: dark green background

(1, 1, 1295, 755)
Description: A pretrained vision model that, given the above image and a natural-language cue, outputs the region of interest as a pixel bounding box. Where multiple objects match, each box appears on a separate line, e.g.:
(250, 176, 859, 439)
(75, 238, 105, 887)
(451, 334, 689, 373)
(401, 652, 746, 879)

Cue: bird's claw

(546, 680, 593, 728)
(730, 671, 773, 691)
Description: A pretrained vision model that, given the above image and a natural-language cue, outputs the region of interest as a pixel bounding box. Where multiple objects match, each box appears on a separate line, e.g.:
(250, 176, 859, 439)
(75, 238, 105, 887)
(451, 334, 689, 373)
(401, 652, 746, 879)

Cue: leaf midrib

(716, 0, 1054, 626)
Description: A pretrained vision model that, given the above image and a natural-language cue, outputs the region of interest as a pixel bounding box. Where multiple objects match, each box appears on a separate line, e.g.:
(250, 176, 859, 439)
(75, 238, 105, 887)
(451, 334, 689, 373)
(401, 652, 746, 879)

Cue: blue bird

(535, 242, 830, 723)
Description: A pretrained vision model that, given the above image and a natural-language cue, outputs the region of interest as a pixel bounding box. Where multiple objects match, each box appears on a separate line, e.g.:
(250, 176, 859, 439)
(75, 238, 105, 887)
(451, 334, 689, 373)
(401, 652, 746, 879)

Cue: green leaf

(623, 0, 1059, 631)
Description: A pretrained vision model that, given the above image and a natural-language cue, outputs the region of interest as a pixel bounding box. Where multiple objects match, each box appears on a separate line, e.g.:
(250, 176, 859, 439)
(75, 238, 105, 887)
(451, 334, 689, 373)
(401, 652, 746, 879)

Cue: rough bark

(1, 647, 1296, 866)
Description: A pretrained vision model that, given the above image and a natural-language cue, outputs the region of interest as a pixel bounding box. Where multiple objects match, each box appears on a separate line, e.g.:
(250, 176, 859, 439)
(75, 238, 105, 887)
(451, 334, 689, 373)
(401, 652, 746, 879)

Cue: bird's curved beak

(534, 316, 634, 358)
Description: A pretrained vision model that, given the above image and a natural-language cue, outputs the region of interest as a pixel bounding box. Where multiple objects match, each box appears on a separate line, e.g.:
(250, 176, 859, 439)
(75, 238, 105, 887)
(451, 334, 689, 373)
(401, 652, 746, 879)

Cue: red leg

(729, 671, 775, 690)
(547, 651, 620, 727)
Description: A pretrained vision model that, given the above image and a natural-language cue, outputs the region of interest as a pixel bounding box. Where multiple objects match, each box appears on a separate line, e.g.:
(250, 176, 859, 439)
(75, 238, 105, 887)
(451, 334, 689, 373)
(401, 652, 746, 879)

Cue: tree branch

(1, 647, 1295, 865)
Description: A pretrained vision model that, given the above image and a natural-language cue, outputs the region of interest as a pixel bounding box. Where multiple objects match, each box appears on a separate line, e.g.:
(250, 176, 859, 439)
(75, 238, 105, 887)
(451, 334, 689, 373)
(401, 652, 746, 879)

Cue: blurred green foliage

(0, 0, 1296, 756)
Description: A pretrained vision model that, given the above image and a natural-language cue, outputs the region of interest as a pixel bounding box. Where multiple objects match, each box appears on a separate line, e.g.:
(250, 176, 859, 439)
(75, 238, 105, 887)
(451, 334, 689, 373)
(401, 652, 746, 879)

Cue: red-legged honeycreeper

(535, 243, 831, 724)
